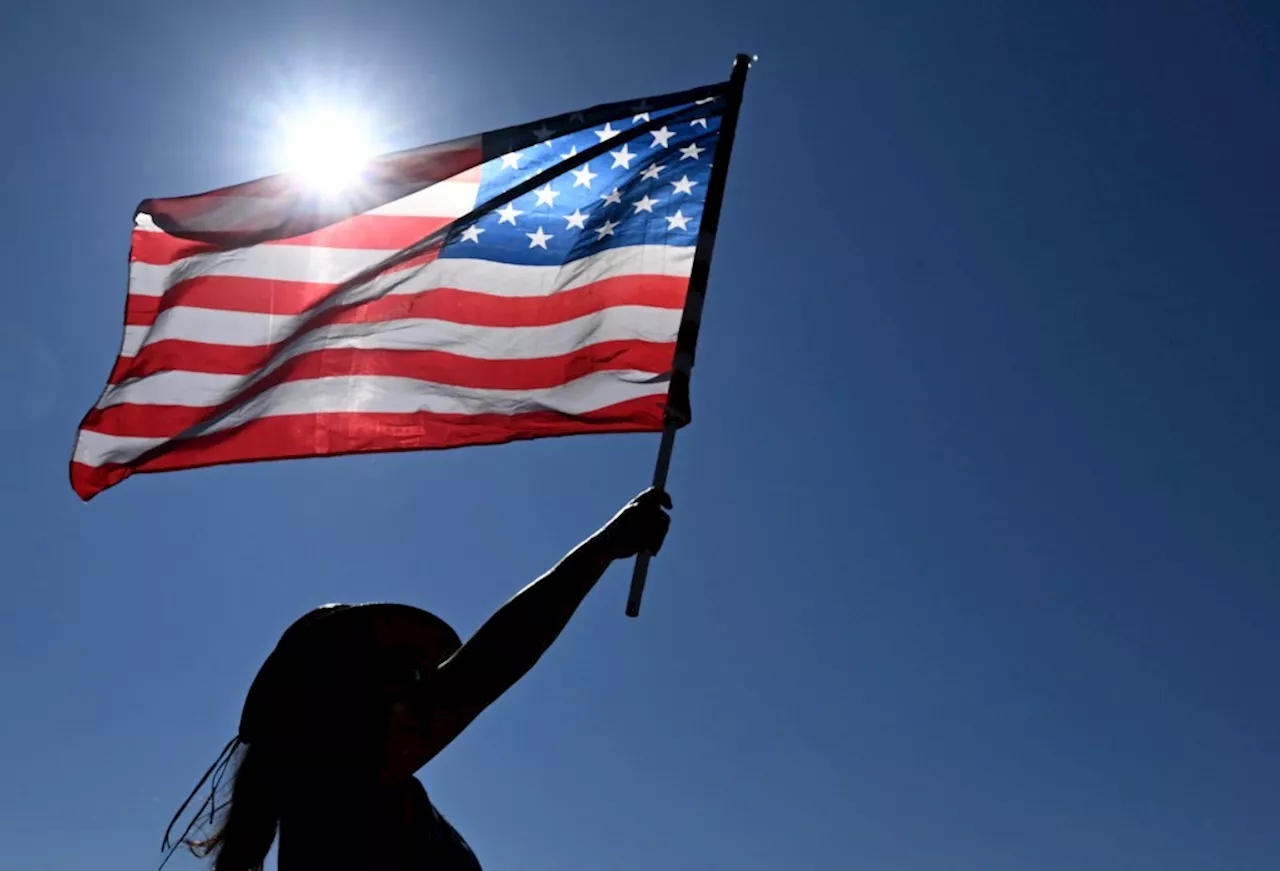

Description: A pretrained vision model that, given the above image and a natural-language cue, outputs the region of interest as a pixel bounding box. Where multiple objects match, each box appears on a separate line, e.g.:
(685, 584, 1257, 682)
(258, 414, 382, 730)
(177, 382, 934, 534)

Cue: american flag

(70, 80, 733, 501)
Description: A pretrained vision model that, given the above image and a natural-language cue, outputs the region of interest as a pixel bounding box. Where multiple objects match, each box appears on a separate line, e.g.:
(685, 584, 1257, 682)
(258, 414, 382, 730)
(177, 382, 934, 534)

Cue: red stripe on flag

(94, 340, 676, 435)
(70, 395, 666, 501)
(258, 214, 455, 250)
(130, 213, 457, 263)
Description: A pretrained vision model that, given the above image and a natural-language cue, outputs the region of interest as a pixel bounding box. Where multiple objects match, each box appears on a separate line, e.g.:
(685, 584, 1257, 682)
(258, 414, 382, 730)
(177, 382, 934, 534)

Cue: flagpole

(626, 53, 755, 618)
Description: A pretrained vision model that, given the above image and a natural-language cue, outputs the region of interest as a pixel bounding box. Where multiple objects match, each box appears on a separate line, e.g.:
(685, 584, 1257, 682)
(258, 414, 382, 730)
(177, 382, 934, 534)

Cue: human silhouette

(161, 488, 673, 871)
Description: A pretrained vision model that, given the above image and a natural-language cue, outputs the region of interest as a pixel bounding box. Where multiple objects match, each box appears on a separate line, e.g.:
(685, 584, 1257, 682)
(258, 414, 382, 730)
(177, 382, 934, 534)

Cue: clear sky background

(2, 2, 1278, 870)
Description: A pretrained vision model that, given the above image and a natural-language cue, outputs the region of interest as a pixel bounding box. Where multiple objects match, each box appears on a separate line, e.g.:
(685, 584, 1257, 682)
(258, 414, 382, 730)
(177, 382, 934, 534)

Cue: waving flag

(70, 70, 746, 501)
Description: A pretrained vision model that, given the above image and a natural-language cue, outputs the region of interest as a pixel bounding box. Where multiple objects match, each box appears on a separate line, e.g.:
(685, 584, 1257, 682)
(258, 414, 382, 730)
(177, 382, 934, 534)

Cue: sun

(278, 107, 377, 195)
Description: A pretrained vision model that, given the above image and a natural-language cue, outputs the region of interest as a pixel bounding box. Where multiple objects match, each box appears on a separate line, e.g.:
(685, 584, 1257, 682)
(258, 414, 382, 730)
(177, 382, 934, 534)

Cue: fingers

(634, 486, 673, 511)
(632, 488, 672, 555)
(599, 488, 674, 560)
(650, 511, 672, 555)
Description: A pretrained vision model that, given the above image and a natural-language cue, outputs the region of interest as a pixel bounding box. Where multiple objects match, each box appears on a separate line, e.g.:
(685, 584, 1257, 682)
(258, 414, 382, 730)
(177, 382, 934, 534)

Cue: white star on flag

(500, 151, 523, 169)
(679, 142, 705, 161)
(460, 225, 484, 243)
(650, 126, 675, 148)
(633, 195, 659, 214)
(610, 144, 636, 169)
(666, 210, 691, 231)
(594, 123, 620, 142)
(526, 226, 553, 249)
(690, 118, 708, 128)
(571, 163, 597, 188)
(641, 163, 665, 181)
(560, 144, 579, 160)
(564, 209, 588, 230)
(670, 175, 697, 195)
(601, 188, 622, 206)
(497, 202, 523, 225)
(534, 184, 560, 207)
(595, 219, 620, 239)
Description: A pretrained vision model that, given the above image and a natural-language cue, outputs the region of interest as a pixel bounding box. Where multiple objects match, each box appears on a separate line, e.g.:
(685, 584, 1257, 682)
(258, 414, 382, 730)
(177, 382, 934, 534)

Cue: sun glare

(278, 107, 376, 195)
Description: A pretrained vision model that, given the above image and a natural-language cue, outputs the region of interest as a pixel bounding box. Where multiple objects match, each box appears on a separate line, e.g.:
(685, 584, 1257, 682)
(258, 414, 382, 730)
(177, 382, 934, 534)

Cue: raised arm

(406, 488, 672, 769)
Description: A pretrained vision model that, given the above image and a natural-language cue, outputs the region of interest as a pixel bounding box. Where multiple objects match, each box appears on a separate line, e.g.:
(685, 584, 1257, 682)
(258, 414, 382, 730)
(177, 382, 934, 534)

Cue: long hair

(188, 742, 280, 871)
(161, 607, 347, 871)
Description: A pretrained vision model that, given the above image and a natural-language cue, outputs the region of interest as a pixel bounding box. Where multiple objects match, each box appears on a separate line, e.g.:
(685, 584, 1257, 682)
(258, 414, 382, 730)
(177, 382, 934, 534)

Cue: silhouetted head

(166, 603, 462, 871)
(239, 603, 461, 763)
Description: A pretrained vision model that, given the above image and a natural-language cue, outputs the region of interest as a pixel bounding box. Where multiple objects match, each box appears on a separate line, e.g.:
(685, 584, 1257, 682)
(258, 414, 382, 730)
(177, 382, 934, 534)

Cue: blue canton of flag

(441, 97, 722, 266)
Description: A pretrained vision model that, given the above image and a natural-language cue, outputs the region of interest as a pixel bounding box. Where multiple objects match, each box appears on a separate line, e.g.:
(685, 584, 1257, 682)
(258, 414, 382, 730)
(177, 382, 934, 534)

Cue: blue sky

(2, 2, 1278, 870)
